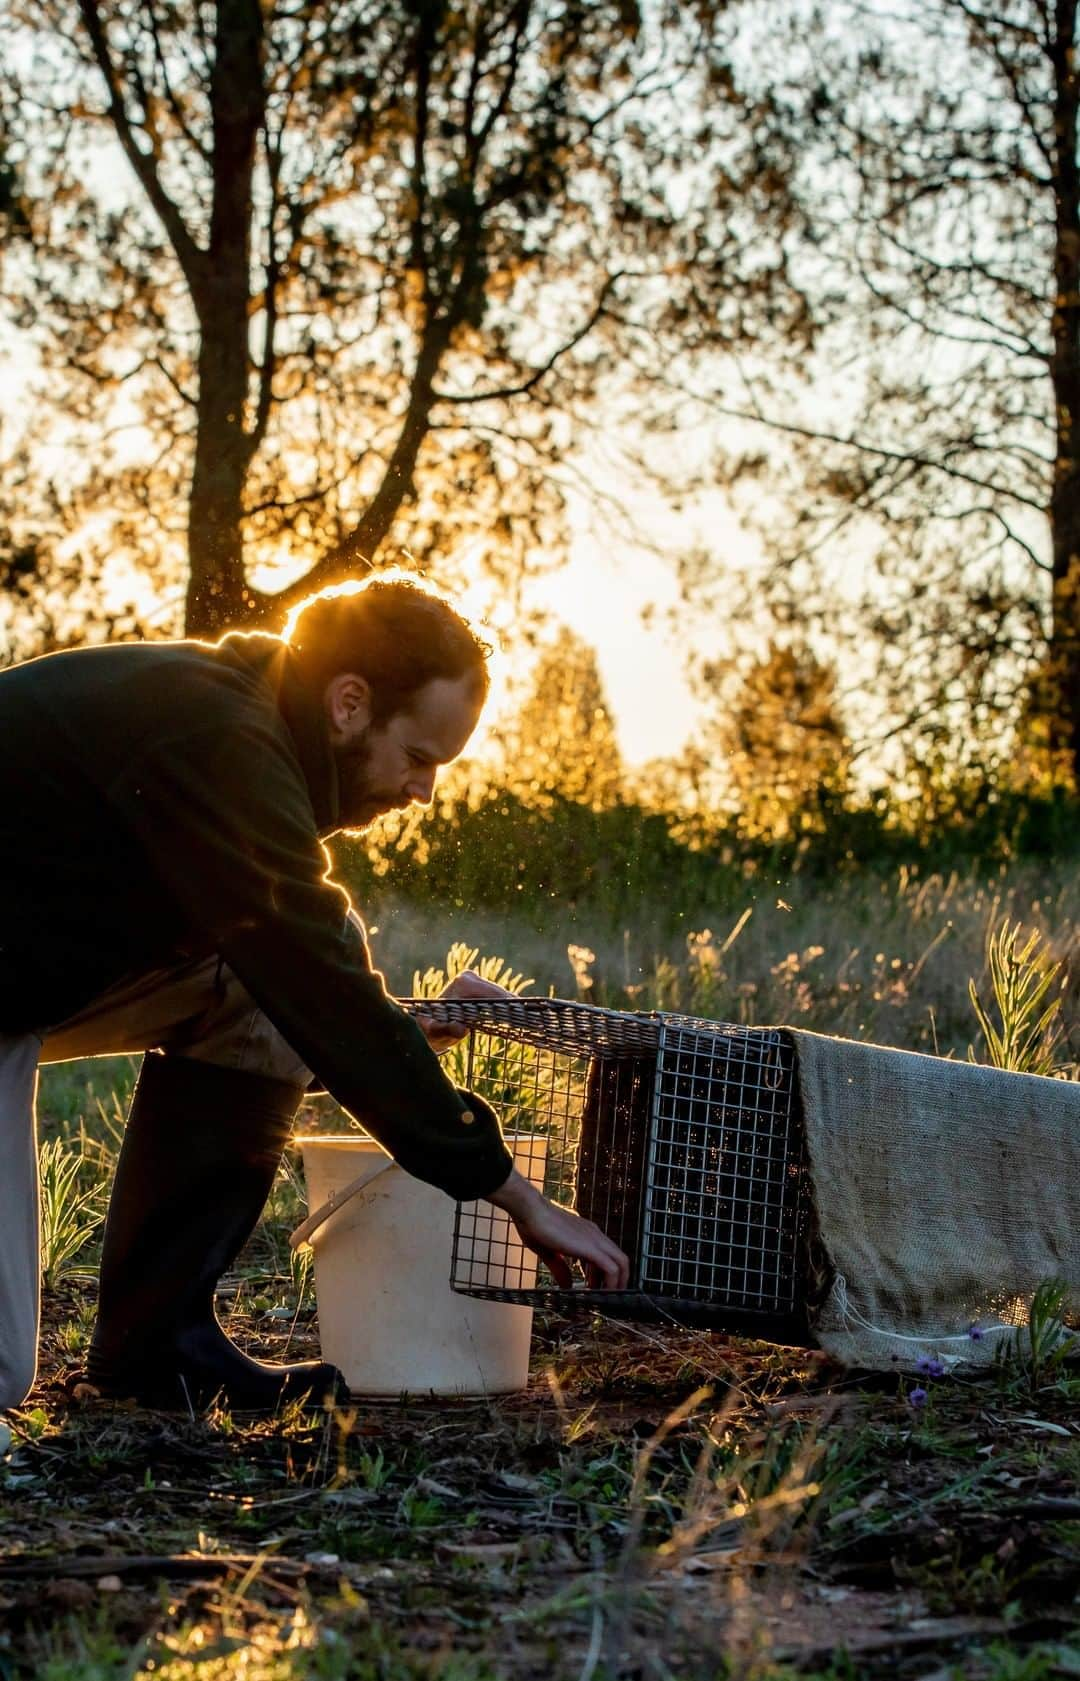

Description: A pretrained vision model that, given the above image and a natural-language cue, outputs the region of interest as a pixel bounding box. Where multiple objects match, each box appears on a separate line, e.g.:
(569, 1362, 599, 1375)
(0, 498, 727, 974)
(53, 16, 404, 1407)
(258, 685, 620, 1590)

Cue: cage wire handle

(288, 1159, 395, 1252)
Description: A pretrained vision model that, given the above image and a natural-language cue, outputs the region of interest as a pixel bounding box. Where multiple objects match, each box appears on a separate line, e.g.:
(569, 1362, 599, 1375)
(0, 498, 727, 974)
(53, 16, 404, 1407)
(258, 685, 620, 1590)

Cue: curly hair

(283, 573, 491, 723)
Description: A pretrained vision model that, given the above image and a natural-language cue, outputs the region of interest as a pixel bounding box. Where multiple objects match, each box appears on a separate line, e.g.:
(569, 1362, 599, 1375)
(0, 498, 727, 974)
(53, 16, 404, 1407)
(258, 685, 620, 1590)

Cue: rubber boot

(85, 1053, 346, 1413)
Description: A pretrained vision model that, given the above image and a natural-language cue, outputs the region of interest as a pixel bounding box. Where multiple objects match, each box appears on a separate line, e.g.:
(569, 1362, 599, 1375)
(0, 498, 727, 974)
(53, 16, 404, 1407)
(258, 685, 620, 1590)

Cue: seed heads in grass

(556, 1400, 597, 1445)
(413, 939, 533, 1005)
(413, 941, 534, 1085)
(630, 1392, 826, 1575)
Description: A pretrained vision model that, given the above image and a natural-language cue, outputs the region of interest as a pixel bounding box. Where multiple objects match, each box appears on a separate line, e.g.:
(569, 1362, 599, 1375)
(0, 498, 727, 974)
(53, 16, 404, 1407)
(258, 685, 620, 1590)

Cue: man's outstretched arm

(414, 970, 631, 1287)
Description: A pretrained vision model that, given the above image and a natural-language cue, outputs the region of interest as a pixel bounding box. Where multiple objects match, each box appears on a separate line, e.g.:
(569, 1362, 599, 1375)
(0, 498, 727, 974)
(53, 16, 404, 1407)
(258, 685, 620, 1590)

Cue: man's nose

(406, 767, 437, 805)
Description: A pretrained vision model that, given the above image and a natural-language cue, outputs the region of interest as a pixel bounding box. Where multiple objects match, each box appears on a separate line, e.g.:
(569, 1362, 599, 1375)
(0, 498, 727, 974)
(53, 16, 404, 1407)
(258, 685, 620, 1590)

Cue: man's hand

(487, 1168, 630, 1289)
(415, 970, 515, 1055)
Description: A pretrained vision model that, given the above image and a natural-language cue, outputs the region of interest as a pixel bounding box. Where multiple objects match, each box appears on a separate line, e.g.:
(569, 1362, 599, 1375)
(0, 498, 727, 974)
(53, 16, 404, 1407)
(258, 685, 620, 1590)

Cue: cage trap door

(573, 1053, 655, 1267)
(638, 1019, 813, 1337)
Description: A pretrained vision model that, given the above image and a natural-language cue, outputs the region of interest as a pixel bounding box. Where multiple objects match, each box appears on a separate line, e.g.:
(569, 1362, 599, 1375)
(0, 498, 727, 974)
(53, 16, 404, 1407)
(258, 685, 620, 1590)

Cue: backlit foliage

(686, 0, 1080, 778)
(499, 628, 624, 811)
(698, 639, 851, 840)
(1, 0, 808, 651)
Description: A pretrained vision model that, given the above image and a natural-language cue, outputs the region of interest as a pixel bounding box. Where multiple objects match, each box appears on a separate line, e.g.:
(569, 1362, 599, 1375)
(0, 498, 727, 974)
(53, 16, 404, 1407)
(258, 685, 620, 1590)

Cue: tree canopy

(677, 0, 1079, 778)
(499, 625, 623, 808)
(6, 0, 1074, 801)
(1, 0, 806, 656)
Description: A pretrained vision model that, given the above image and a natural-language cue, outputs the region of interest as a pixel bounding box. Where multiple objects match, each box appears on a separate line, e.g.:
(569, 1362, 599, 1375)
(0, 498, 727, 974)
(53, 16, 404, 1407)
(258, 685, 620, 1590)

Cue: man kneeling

(0, 575, 628, 1413)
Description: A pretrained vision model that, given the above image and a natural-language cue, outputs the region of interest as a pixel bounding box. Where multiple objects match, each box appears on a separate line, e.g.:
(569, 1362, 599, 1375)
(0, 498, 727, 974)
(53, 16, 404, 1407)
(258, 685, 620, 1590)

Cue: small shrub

(969, 920, 1068, 1076)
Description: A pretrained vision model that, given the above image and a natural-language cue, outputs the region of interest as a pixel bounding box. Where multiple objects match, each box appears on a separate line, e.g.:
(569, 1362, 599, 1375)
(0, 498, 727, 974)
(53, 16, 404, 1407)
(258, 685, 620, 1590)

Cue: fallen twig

(0, 1552, 330, 1583)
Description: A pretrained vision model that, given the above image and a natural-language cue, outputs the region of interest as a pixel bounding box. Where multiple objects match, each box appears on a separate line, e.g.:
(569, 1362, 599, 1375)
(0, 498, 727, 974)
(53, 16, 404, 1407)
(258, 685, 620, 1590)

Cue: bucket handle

(289, 1158, 395, 1252)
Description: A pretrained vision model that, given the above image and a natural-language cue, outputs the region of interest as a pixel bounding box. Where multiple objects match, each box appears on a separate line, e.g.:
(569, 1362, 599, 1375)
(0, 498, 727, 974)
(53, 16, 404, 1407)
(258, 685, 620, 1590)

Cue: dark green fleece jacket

(0, 632, 513, 1201)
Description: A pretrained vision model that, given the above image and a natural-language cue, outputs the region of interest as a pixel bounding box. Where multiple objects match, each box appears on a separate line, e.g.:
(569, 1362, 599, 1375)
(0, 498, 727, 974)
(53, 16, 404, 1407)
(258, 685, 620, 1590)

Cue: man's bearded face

(332, 724, 401, 829)
(328, 674, 485, 830)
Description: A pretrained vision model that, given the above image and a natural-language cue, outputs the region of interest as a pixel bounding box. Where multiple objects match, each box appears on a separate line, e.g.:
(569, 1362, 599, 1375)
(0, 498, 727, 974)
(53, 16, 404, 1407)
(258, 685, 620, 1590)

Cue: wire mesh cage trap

(403, 997, 827, 1342)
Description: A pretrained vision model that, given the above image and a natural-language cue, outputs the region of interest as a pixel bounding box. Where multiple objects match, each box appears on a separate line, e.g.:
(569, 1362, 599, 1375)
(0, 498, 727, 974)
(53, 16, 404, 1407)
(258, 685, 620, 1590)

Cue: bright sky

(505, 475, 767, 765)
(527, 536, 698, 765)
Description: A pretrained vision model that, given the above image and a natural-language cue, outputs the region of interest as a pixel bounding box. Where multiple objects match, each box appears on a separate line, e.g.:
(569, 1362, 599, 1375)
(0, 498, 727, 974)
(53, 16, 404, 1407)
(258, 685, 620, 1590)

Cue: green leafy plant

(37, 1137, 107, 1290)
(356, 1446, 392, 1493)
(995, 1279, 1076, 1394)
(288, 1239, 313, 1312)
(54, 1298, 97, 1359)
(410, 944, 577, 1156)
(410, 940, 531, 1091)
(968, 920, 1067, 1076)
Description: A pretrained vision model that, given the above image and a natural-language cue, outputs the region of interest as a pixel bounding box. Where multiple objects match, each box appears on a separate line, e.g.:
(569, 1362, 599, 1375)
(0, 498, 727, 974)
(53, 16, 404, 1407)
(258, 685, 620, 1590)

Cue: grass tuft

(37, 1138, 108, 1291)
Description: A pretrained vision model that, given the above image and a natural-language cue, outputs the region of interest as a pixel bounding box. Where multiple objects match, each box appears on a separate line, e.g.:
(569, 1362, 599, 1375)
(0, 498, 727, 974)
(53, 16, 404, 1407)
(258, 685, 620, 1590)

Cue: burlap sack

(791, 1031, 1080, 1372)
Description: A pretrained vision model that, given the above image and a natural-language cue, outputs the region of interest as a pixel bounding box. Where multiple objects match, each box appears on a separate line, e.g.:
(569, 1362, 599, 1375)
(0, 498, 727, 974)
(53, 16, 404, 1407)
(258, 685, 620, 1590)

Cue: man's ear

(324, 672, 374, 742)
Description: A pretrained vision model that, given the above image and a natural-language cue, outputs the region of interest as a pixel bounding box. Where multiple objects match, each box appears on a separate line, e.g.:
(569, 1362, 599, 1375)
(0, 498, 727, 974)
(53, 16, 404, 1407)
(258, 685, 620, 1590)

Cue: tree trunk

(253, 305, 459, 628)
(1049, 0, 1080, 781)
(184, 0, 264, 639)
(227, 325, 451, 634)
(186, 365, 254, 637)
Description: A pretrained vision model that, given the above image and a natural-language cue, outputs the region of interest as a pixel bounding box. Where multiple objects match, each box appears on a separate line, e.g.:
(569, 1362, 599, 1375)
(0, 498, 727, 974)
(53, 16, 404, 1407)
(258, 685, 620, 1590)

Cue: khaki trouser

(0, 958, 312, 1411)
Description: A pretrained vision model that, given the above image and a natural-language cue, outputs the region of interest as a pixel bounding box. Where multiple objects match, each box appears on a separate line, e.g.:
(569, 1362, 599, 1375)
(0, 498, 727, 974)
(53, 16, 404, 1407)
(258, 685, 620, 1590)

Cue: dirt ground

(1, 1283, 1078, 1680)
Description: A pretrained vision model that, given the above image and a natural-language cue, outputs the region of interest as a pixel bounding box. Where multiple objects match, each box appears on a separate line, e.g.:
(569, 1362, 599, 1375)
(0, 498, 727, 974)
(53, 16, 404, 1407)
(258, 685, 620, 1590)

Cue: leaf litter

(0, 1283, 1077, 1678)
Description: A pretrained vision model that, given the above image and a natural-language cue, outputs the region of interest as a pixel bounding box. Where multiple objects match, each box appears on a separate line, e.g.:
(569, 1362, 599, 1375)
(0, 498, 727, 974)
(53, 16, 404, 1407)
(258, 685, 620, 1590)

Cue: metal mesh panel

(399, 997, 814, 1337)
(641, 1022, 803, 1313)
(573, 1053, 655, 1263)
(449, 1024, 586, 1293)
(400, 995, 658, 1056)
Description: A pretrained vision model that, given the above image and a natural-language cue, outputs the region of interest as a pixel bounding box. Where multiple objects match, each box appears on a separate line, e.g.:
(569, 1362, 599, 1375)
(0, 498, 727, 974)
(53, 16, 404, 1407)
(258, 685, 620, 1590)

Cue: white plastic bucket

(296, 1134, 547, 1396)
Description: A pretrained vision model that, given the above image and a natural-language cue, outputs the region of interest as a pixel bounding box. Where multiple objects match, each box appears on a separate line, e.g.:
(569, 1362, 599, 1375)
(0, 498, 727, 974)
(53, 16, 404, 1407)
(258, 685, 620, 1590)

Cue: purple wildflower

(916, 1356, 946, 1379)
(908, 1387, 929, 1409)
(968, 1324, 985, 1342)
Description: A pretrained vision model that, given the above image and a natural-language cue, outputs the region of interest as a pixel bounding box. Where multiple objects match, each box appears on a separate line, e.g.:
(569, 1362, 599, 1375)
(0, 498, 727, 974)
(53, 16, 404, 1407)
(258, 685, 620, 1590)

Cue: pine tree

(705, 641, 851, 840)
(501, 628, 623, 810)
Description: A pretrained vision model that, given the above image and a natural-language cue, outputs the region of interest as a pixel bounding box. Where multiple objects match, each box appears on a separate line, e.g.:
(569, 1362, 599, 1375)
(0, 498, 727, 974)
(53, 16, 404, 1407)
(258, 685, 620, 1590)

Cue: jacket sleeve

(112, 721, 514, 1201)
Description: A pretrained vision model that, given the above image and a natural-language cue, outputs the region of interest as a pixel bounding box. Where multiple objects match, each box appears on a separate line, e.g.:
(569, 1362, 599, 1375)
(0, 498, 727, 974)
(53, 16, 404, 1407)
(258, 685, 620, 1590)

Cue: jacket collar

(217, 633, 341, 835)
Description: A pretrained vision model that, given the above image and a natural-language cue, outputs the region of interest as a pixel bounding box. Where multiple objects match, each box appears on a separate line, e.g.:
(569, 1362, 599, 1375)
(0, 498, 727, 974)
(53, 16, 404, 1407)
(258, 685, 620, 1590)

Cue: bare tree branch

(76, 0, 204, 290)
